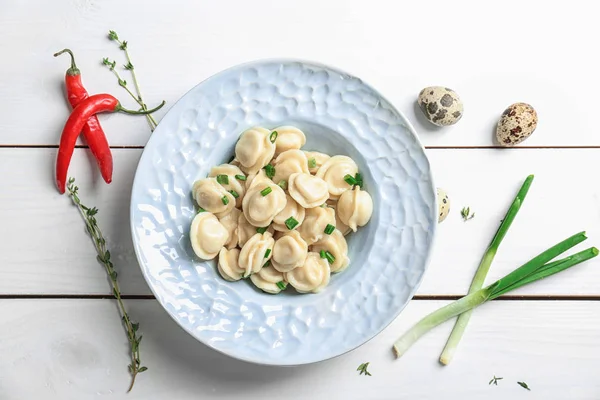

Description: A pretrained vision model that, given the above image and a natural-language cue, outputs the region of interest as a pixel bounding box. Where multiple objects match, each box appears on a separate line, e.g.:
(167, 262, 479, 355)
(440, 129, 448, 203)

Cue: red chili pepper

(56, 94, 165, 193)
(54, 49, 113, 185)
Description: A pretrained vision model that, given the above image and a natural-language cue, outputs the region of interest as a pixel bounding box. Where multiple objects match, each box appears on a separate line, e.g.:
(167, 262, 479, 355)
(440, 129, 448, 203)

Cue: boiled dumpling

(192, 178, 236, 218)
(304, 151, 330, 174)
(285, 252, 330, 293)
(189, 212, 229, 260)
(218, 248, 244, 281)
(297, 206, 335, 245)
(245, 168, 271, 191)
(326, 200, 351, 236)
(337, 186, 373, 232)
(288, 173, 329, 209)
(316, 155, 358, 200)
(271, 230, 308, 272)
(272, 194, 305, 232)
(218, 207, 241, 249)
(238, 231, 275, 277)
(272, 126, 306, 156)
(242, 180, 287, 227)
(209, 164, 246, 207)
(272, 150, 309, 185)
(311, 229, 350, 273)
(235, 127, 276, 175)
(250, 265, 287, 294)
(237, 212, 274, 247)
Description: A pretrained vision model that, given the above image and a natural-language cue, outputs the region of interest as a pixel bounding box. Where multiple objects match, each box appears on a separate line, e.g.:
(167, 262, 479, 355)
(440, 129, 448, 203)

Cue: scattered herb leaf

(276, 281, 287, 290)
(308, 157, 317, 169)
(264, 164, 276, 179)
(517, 382, 531, 391)
(285, 217, 299, 230)
(324, 224, 335, 235)
(261, 187, 272, 196)
(235, 174, 247, 181)
(489, 376, 503, 386)
(460, 206, 475, 221)
(357, 362, 372, 376)
(216, 174, 229, 185)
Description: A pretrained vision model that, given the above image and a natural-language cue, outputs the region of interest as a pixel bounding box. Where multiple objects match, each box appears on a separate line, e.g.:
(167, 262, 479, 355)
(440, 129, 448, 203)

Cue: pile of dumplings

(189, 126, 373, 294)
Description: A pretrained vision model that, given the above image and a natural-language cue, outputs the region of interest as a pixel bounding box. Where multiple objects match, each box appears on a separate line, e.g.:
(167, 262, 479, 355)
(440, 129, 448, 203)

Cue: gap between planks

(0, 294, 598, 300)
(4, 145, 600, 150)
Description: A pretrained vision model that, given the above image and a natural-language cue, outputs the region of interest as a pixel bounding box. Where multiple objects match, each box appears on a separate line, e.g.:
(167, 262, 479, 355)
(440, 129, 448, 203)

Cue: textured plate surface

(130, 60, 436, 365)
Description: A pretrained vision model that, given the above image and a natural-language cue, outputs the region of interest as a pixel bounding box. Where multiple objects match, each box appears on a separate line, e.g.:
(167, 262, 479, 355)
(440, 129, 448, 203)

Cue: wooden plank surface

(1, 299, 598, 399)
(2, 147, 598, 296)
(1, 0, 599, 147)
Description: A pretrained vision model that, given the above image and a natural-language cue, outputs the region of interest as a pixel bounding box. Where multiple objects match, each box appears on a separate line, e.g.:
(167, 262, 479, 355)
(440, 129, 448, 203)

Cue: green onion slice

(221, 196, 229, 205)
(216, 174, 229, 185)
(344, 174, 357, 186)
(235, 174, 247, 181)
(229, 190, 239, 198)
(261, 187, 272, 196)
(270, 131, 278, 143)
(285, 217, 299, 230)
(308, 158, 317, 168)
(324, 224, 335, 235)
(276, 281, 287, 290)
(265, 249, 272, 258)
(278, 180, 287, 190)
(264, 164, 276, 179)
(256, 226, 268, 234)
(324, 250, 335, 264)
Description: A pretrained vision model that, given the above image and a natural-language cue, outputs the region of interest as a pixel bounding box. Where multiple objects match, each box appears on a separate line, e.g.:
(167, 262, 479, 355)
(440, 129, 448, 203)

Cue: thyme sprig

(66, 178, 147, 392)
(104, 30, 159, 130)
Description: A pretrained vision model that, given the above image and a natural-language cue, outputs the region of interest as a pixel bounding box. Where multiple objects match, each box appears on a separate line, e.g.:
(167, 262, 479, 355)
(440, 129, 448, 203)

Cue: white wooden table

(2, 1, 599, 398)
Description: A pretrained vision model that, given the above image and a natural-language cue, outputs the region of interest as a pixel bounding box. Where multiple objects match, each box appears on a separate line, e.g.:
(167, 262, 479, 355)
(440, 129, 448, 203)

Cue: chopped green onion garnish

(265, 248, 271, 258)
(229, 190, 239, 198)
(263, 260, 270, 268)
(278, 180, 287, 190)
(270, 131, 278, 143)
(276, 281, 287, 290)
(324, 224, 335, 235)
(344, 174, 357, 186)
(256, 226, 268, 234)
(235, 174, 247, 181)
(324, 250, 335, 264)
(319, 250, 327, 259)
(308, 157, 317, 168)
(196, 207, 206, 214)
(261, 187, 272, 196)
(285, 217, 299, 230)
(221, 196, 229, 205)
(355, 172, 363, 188)
(216, 174, 229, 185)
(264, 164, 275, 179)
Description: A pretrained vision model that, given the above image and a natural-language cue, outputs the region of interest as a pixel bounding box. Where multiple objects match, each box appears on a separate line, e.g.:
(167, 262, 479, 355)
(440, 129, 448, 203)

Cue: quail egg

(418, 86, 464, 126)
(496, 102, 538, 146)
(437, 188, 450, 223)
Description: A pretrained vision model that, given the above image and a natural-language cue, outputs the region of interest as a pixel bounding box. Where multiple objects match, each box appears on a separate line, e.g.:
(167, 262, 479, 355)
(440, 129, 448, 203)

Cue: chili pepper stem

(117, 100, 165, 115)
(53, 49, 80, 75)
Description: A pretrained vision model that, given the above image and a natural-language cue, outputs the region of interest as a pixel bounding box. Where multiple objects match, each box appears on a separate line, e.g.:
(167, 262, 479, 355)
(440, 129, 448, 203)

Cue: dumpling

(285, 252, 330, 293)
(272, 150, 309, 185)
(237, 212, 274, 247)
(245, 168, 271, 191)
(337, 186, 373, 232)
(250, 265, 287, 294)
(272, 126, 306, 156)
(235, 127, 276, 175)
(238, 232, 275, 277)
(209, 164, 246, 208)
(304, 151, 330, 174)
(315, 155, 358, 200)
(272, 194, 305, 232)
(297, 206, 335, 245)
(311, 229, 350, 273)
(189, 212, 229, 260)
(326, 200, 352, 236)
(218, 248, 244, 281)
(271, 230, 308, 272)
(288, 173, 329, 209)
(192, 178, 235, 218)
(218, 207, 241, 249)
(242, 180, 287, 227)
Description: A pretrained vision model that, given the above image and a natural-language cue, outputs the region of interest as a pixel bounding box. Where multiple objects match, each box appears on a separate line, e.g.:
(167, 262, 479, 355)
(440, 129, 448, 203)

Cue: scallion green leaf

(278, 180, 287, 190)
(229, 190, 239, 198)
(261, 187, 272, 196)
(344, 174, 357, 186)
(216, 174, 229, 185)
(265, 249, 271, 258)
(221, 196, 229, 205)
(285, 217, 299, 230)
(264, 164, 275, 179)
(308, 158, 317, 168)
(324, 251, 335, 264)
(235, 174, 247, 181)
(256, 226, 268, 234)
(276, 281, 287, 290)
(270, 131, 278, 143)
(324, 224, 335, 235)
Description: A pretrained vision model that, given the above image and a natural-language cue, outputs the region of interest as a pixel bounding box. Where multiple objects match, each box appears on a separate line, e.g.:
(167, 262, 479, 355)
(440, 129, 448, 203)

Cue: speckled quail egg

(496, 102, 538, 146)
(418, 86, 464, 126)
(437, 188, 450, 223)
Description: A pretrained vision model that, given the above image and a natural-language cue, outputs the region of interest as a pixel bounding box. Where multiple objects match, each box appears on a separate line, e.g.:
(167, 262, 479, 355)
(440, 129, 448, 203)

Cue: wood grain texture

(0, 299, 598, 399)
(1, 0, 599, 146)
(2, 147, 600, 296)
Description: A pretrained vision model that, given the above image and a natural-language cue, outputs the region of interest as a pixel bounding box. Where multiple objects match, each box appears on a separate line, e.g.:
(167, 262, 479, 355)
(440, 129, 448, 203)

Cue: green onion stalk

(393, 233, 597, 359)
(439, 175, 534, 365)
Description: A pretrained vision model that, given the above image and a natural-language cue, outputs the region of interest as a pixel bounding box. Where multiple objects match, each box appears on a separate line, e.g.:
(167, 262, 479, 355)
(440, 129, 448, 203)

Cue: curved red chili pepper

(55, 49, 113, 185)
(56, 94, 164, 193)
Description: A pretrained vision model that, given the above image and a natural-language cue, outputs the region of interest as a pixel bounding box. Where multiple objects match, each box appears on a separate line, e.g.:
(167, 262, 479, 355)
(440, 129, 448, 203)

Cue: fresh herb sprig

(66, 178, 147, 392)
(489, 376, 503, 385)
(104, 30, 160, 130)
(517, 381, 531, 391)
(357, 362, 372, 376)
(460, 206, 475, 221)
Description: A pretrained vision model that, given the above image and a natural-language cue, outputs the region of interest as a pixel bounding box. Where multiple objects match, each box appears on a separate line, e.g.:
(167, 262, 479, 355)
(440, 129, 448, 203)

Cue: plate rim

(129, 57, 437, 365)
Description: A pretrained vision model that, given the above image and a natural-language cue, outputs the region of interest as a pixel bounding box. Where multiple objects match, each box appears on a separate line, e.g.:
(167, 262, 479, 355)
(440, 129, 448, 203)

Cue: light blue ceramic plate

(130, 60, 436, 365)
